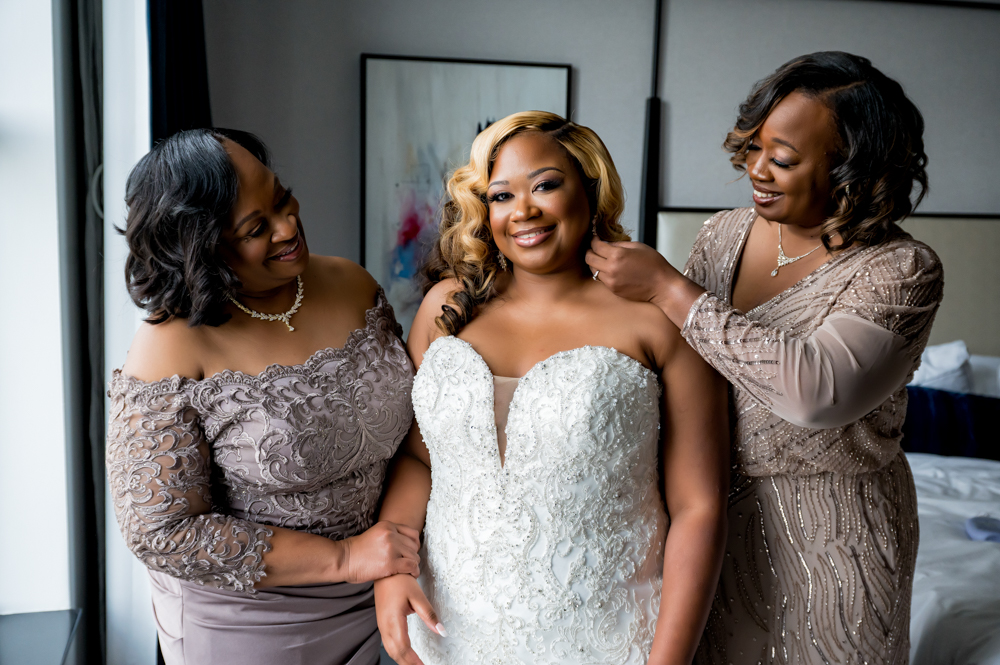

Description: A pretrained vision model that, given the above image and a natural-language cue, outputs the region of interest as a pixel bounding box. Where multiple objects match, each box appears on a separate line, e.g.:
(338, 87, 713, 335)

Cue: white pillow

(969, 355, 1000, 399)
(910, 340, 974, 393)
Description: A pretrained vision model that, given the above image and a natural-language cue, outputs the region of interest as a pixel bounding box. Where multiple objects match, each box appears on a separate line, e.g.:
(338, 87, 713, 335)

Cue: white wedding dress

(408, 335, 667, 664)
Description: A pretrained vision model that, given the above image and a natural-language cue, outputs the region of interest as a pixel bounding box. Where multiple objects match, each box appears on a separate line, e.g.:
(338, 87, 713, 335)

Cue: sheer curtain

(103, 1, 157, 663)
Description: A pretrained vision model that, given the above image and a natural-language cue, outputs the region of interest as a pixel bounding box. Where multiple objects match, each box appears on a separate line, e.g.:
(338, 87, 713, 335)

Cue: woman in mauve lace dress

(588, 52, 943, 664)
(107, 129, 417, 665)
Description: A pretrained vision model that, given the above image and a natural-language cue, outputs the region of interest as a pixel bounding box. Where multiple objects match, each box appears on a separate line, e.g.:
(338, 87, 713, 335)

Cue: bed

(907, 453, 1000, 665)
(658, 210, 1000, 665)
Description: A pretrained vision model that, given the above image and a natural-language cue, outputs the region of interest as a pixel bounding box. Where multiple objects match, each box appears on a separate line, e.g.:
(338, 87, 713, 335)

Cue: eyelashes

(486, 180, 562, 204)
(243, 187, 295, 241)
(747, 144, 791, 169)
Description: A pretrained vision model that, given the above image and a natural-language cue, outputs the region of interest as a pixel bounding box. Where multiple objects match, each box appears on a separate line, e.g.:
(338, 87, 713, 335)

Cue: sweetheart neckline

(424, 336, 657, 472)
(428, 335, 657, 383)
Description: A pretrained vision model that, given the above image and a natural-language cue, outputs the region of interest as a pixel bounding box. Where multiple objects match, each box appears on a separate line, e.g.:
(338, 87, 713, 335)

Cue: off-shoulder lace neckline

(113, 288, 393, 391)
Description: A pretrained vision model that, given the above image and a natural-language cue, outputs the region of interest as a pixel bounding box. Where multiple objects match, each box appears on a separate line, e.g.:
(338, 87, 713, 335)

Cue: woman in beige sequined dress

(587, 52, 943, 664)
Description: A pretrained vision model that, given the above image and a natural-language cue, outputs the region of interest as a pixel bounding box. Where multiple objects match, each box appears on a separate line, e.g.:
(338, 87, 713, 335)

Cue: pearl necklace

(228, 275, 304, 331)
(772, 226, 823, 277)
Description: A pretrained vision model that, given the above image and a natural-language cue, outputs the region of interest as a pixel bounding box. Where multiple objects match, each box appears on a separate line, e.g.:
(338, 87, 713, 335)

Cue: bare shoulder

(592, 285, 681, 372)
(309, 254, 379, 310)
(122, 317, 206, 381)
(622, 297, 683, 369)
(407, 278, 461, 366)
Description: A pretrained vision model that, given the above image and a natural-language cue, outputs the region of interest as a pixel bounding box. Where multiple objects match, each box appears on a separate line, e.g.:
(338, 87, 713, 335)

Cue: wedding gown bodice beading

(408, 335, 668, 665)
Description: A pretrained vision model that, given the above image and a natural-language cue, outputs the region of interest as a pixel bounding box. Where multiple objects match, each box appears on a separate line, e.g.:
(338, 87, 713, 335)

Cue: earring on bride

(497, 249, 508, 271)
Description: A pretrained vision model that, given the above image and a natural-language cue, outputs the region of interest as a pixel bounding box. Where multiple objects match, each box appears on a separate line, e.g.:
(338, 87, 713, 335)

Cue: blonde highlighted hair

(422, 110, 628, 335)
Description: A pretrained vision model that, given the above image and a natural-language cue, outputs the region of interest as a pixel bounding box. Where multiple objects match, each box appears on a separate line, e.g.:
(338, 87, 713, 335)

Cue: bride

(375, 111, 728, 665)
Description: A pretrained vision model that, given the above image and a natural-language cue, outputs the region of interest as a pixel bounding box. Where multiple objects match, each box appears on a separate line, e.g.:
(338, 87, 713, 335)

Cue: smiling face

(218, 139, 308, 295)
(746, 91, 840, 228)
(486, 132, 593, 276)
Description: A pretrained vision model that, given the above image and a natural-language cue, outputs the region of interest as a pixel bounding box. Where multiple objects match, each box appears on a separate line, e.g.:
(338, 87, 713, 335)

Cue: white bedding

(908, 453, 1000, 665)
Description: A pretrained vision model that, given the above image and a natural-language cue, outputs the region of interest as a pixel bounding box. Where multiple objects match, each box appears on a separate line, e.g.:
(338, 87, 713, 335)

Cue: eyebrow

(234, 176, 280, 232)
(773, 138, 800, 154)
(488, 166, 565, 189)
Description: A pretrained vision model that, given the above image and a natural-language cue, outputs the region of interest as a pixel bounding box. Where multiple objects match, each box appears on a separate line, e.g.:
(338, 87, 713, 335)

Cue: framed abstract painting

(361, 54, 572, 333)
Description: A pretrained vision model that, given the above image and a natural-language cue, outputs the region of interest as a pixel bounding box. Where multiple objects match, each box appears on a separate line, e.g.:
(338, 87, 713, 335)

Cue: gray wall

(659, 0, 1000, 214)
(203, 0, 657, 260)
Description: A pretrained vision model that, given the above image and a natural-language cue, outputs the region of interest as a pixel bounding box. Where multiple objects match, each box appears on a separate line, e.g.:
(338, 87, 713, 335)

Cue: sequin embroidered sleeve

(680, 240, 943, 429)
(681, 213, 719, 290)
(106, 373, 273, 593)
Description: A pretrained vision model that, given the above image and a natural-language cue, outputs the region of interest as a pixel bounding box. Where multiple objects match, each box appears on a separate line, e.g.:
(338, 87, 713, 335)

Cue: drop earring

(497, 249, 508, 271)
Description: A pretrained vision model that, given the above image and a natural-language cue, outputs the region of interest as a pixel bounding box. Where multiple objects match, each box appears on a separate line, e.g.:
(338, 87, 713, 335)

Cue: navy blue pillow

(901, 386, 1000, 461)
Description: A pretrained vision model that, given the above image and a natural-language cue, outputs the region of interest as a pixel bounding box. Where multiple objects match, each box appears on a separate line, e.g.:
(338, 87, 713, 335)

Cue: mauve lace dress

(683, 209, 943, 665)
(106, 290, 413, 665)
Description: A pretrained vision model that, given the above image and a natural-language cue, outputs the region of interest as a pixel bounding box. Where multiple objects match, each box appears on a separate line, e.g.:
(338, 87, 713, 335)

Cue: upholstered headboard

(657, 210, 1000, 356)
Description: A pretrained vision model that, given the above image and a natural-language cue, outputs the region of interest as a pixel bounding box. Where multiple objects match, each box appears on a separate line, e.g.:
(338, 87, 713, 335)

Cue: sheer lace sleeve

(106, 372, 273, 593)
(680, 240, 943, 429)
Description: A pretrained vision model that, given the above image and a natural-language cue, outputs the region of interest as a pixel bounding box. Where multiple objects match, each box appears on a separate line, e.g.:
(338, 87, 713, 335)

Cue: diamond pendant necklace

(772, 226, 823, 277)
(228, 275, 304, 331)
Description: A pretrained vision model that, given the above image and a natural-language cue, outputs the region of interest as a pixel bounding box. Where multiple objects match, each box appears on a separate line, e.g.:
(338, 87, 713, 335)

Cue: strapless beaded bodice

(408, 336, 667, 665)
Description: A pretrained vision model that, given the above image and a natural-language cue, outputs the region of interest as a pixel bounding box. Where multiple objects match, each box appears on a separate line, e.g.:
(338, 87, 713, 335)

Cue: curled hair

(122, 128, 270, 326)
(423, 111, 629, 335)
(724, 51, 928, 250)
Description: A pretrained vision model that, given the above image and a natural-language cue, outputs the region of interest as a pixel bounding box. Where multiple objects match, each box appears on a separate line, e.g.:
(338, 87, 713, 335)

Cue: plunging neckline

(727, 210, 863, 317)
(425, 335, 656, 472)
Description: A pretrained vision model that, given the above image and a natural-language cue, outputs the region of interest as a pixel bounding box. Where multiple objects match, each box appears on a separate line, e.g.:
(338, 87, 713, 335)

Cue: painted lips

(511, 225, 556, 247)
(752, 184, 783, 207)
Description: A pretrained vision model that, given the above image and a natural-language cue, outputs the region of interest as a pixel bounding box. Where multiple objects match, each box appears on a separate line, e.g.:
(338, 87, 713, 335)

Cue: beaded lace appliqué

(106, 290, 413, 593)
(408, 337, 667, 664)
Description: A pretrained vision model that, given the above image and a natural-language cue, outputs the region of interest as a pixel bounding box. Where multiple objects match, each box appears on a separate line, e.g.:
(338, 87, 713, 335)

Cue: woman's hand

(586, 237, 676, 304)
(587, 237, 706, 328)
(338, 521, 421, 584)
(375, 573, 445, 665)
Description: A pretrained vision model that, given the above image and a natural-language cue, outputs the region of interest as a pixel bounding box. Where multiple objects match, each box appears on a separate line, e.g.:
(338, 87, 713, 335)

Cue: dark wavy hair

(122, 128, 270, 326)
(723, 51, 928, 250)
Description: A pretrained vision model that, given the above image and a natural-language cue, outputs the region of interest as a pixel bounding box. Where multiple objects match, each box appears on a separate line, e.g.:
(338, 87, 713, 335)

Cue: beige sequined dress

(682, 209, 943, 665)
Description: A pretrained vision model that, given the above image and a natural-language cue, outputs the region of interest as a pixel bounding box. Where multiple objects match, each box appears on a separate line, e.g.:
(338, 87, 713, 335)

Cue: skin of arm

(374, 281, 455, 665)
(646, 328, 730, 665)
(120, 265, 421, 591)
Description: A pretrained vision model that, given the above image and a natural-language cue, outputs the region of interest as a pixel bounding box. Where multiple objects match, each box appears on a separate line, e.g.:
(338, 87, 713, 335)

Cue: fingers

(394, 523, 421, 542)
(392, 646, 426, 665)
(380, 609, 426, 665)
(589, 235, 612, 257)
(409, 586, 446, 638)
(375, 577, 435, 665)
(584, 248, 608, 273)
(394, 547, 420, 578)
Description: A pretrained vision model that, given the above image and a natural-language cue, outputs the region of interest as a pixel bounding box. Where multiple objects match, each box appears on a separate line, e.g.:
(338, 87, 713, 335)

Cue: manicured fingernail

(435, 622, 447, 637)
